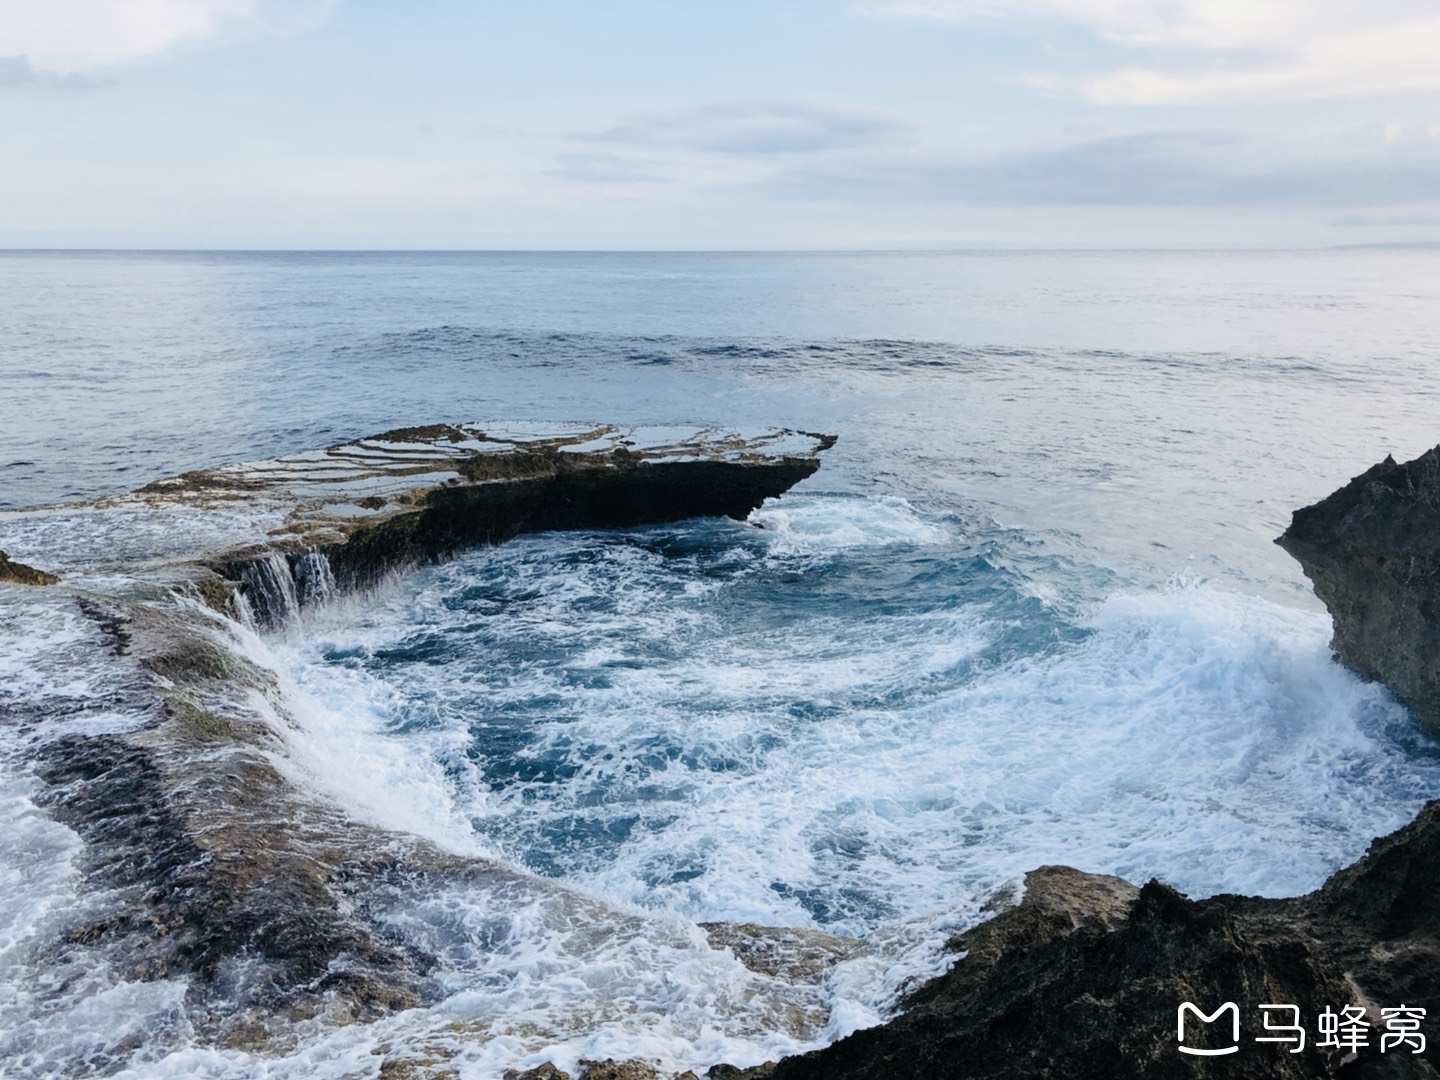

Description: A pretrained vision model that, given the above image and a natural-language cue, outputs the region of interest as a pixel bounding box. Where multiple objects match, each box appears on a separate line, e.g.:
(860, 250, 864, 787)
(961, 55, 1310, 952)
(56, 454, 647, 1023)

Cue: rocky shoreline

(5, 432, 1440, 1078)
(723, 446, 1440, 1080)
(1, 423, 840, 1076)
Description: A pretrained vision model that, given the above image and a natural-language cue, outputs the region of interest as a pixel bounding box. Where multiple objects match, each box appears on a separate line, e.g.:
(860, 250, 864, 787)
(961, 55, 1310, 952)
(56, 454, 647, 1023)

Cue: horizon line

(2, 242, 1437, 255)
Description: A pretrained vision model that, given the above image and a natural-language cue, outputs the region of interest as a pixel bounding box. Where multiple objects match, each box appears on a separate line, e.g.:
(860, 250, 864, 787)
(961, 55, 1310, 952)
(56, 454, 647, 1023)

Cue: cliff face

(1278, 446, 1440, 734)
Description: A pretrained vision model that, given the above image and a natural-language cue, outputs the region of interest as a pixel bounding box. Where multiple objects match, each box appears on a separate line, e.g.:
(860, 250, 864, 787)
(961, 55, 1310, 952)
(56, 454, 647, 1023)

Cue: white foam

(7, 491, 1440, 1077)
(749, 494, 950, 553)
(258, 495, 1440, 1071)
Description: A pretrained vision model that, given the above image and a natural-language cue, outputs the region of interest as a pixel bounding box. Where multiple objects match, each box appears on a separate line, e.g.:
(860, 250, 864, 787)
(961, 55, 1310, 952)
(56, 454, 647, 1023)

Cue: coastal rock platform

(0, 421, 835, 1074)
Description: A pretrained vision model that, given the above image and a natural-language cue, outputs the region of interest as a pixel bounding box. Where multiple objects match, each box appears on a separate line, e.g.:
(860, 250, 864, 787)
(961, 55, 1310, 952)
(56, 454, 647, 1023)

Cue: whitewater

(3, 248, 1440, 1076)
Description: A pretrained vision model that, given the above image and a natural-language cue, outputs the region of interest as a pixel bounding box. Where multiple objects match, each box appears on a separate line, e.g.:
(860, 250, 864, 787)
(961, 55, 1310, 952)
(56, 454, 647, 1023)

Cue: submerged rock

(1278, 446, 1440, 734)
(699, 922, 863, 983)
(503, 1065, 573, 1080)
(0, 548, 59, 585)
(577, 1061, 663, 1080)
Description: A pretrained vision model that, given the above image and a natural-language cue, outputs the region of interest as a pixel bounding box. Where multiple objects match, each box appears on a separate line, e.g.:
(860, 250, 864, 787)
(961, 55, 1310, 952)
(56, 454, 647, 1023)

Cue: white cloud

(1084, 16, 1440, 104)
(0, 0, 336, 74)
(582, 103, 898, 155)
(860, 1, 1440, 104)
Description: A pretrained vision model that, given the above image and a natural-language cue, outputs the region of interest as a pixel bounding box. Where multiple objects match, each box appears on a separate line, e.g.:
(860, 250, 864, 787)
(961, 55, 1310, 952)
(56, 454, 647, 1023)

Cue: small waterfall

(233, 589, 258, 631)
(239, 550, 335, 628)
(295, 551, 337, 607)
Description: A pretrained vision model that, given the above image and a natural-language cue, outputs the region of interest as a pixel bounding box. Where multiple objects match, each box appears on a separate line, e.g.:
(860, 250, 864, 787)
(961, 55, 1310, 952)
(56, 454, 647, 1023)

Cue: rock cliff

(1279, 446, 1440, 735)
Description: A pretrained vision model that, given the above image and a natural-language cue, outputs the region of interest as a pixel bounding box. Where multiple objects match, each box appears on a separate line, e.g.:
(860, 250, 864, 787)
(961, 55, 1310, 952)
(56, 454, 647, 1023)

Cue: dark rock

(503, 1064, 573, 1080)
(0, 548, 59, 585)
(318, 454, 821, 599)
(148, 423, 835, 627)
(1278, 446, 1440, 733)
(768, 816, 1440, 1077)
(578, 1060, 662, 1080)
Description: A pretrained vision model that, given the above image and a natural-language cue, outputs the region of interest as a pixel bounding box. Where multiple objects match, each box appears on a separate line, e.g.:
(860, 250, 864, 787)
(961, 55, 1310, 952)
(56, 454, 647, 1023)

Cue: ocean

(2, 248, 1439, 1076)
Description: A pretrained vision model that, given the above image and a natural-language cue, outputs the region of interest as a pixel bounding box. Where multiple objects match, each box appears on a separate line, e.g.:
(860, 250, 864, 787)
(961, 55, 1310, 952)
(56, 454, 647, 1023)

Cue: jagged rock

(1278, 446, 1440, 733)
(378, 1056, 461, 1080)
(503, 1064, 573, 1080)
(577, 1060, 662, 1080)
(3, 421, 835, 1069)
(0, 547, 58, 585)
(767, 812, 1440, 1077)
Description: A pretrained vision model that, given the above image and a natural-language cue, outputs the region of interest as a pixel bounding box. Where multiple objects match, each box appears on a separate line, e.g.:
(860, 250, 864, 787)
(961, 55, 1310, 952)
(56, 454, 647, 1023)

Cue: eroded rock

(503, 1064, 573, 1080)
(2, 420, 837, 1071)
(1279, 446, 1440, 733)
(0, 548, 59, 585)
(577, 1060, 662, 1080)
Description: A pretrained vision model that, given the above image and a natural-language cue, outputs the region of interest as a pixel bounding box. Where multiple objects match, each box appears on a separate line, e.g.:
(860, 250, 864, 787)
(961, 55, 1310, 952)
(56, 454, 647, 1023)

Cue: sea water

(2, 248, 1440, 1076)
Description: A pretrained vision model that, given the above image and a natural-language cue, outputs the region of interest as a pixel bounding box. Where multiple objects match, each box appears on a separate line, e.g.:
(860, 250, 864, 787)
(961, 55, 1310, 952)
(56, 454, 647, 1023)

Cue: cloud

(582, 103, 897, 156)
(1083, 18, 1440, 105)
(859, 1, 1440, 104)
(0, 0, 337, 75)
(766, 131, 1440, 207)
(548, 152, 667, 186)
(0, 55, 101, 91)
(1332, 211, 1440, 229)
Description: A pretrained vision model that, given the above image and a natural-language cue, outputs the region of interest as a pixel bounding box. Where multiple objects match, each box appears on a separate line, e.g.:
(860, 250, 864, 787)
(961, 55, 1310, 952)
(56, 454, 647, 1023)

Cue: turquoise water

(3, 248, 1440, 1075)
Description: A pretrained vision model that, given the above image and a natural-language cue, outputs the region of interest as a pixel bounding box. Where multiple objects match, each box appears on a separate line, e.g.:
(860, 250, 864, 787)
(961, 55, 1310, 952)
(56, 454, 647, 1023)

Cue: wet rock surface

(1279, 445, 1440, 734)
(700, 922, 864, 983)
(0, 548, 59, 585)
(30, 599, 462, 1050)
(114, 422, 831, 626)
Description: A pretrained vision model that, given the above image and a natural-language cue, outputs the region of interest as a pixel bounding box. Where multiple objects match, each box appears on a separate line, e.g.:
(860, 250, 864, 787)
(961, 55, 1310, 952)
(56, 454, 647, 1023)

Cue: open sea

(3, 248, 1440, 1077)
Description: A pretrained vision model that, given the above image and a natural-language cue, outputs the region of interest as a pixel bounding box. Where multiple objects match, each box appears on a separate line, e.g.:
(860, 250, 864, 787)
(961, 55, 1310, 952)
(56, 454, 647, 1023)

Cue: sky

(3, 0, 1440, 249)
